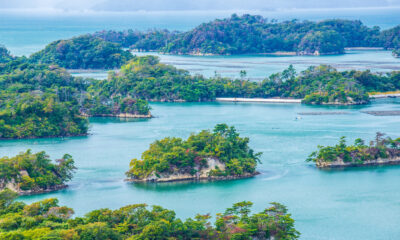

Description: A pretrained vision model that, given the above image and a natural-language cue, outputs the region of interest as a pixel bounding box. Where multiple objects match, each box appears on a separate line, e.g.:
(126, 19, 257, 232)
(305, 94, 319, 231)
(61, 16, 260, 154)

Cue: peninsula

(0, 150, 76, 195)
(0, 55, 151, 139)
(307, 133, 400, 168)
(126, 124, 261, 182)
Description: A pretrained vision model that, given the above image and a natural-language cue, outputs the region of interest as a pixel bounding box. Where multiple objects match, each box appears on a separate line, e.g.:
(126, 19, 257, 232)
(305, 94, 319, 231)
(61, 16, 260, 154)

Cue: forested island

(0, 150, 76, 195)
(126, 124, 261, 182)
(0, 54, 151, 139)
(1, 42, 400, 139)
(307, 133, 400, 168)
(94, 14, 400, 56)
(0, 190, 299, 240)
(29, 35, 133, 69)
(102, 55, 400, 105)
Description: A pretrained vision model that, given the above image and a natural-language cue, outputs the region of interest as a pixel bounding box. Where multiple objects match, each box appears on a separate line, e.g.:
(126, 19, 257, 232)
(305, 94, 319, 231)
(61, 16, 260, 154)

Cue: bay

(1, 99, 400, 239)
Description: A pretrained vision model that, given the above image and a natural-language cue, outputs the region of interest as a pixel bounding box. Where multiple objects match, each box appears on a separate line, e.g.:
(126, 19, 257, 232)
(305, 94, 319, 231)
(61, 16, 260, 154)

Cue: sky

(0, 0, 400, 13)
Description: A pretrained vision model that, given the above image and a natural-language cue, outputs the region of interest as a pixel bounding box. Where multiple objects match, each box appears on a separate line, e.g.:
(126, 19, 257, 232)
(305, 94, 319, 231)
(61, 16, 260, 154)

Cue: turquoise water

(1, 99, 400, 239)
(136, 50, 400, 80)
(73, 50, 400, 80)
(1, 8, 400, 56)
(2, 9, 400, 239)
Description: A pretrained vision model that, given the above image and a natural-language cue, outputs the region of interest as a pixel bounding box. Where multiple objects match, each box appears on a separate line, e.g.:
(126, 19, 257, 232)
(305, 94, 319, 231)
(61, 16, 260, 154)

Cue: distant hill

(93, 14, 400, 56)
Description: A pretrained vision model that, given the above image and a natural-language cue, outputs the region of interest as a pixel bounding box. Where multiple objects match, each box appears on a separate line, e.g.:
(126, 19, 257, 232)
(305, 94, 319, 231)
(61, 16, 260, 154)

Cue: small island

(0, 150, 76, 195)
(307, 133, 400, 168)
(126, 124, 261, 182)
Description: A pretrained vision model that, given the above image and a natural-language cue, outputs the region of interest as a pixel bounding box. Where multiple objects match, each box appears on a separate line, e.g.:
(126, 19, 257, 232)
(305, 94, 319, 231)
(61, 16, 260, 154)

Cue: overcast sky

(0, 0, 399, 12)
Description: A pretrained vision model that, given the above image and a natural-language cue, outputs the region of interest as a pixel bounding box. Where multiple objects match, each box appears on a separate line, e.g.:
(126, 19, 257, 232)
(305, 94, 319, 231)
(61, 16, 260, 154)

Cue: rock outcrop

(0, 170, 67, 195)
(128, 157, 259, 183)
(316, 156, 400, 168)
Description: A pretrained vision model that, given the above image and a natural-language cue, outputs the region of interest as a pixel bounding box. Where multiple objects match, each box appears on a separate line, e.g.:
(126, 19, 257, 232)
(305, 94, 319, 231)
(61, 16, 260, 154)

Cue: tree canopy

(30, 35, 133, 69)
(0, 150, 76, 193)
(307, 133, 400, 166)
(94, 14, 399, 56)
(127, 124, 261, 180)
(0, 56, 151, 139)
(0, 192, 299, 239)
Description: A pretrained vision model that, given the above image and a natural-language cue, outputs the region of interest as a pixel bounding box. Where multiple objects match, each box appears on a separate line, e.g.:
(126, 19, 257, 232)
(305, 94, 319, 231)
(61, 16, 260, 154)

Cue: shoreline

(369, 92, 400, 98)
(316, 157, 400, 169)
(1, 184, 68, 196)
(126, 172, 259, 183)
(216, 97, 302, 103)
(83, 113, 152, 118)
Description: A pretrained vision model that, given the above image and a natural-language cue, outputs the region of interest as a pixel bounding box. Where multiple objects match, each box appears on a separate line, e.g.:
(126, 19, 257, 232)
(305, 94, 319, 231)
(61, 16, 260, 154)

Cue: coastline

(316, 157, 400, 169)
(83, 113, 152, 118)
(216, 97, 302, 103)
(369, 92, 400, 98)
(1, 184, 68, 196)
(126, 172, 259, 183)
(0, 133, 88, 140)
(344, 47, 384, 51)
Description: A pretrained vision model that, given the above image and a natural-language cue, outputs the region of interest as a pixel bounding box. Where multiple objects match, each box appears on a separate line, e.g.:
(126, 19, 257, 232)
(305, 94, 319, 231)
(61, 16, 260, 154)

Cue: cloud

(0, 0, 399, 12)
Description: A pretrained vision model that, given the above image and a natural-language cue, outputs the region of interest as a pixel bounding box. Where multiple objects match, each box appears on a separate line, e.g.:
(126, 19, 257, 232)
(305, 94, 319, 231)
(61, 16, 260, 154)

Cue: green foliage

(30, 35, 133, 69)
(94, 15, 399, 56)
(0, 45, 14, 63)
(0, 93, 88, 139)
(110, 56, 396, 104)
(126, 124, 261, 180)
(297, 30, 345, 55)
(393, 49, 400, 58)
(0, 150, 76, 193)
(307, 132, 400, 164)
(0, 193, 299, 240)
(0, 57, 150, 138)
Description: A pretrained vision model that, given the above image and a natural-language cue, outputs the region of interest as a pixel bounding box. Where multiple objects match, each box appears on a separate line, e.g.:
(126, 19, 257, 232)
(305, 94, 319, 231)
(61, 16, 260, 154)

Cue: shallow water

(136, 50, 400, 80)
(72, 50, 400, 81)
(1, 98, 400, 239)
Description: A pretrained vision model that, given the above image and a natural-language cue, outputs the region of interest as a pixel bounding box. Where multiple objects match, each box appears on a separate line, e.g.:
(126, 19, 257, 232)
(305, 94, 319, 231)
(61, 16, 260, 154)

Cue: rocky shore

(316, 157, 400, 168)
(82, 113, 152, 118)
(1, 180, 67, 196)
(127, 157, 259, 183)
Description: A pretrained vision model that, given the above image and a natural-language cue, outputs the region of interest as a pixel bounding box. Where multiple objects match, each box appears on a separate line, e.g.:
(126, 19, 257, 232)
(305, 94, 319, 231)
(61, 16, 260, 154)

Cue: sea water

(1, 99, 400, 240)
(2, 9, 400, 239)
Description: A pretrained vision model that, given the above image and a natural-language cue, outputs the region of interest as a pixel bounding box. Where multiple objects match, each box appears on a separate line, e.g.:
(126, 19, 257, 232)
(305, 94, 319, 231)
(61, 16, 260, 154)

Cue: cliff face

(316, 156, 400, 168)
(128, 157, 257, 183)
(0, 170, 67, 195)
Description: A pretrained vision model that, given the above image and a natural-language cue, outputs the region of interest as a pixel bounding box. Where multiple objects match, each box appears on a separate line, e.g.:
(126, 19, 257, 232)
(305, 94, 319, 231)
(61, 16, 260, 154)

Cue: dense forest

(29, 35, 133, 69)
(0, 45, 14, 63)
(307, 133, 400, 167)
(0, 189, 299, 239)
(104, 55, 400, 104)
(1, 45, 400, 138)
(127, 124, 261, 181)
(0, 53, 151, 139)
(0, 150, 76, 194)
(94, 14, 400, 56)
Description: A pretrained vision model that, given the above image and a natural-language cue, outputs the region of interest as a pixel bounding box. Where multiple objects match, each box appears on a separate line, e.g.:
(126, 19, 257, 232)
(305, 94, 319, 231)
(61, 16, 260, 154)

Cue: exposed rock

(316, 156, 400, 168)
(127, 157, 259, 183)
(82, 113, 152, 118)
